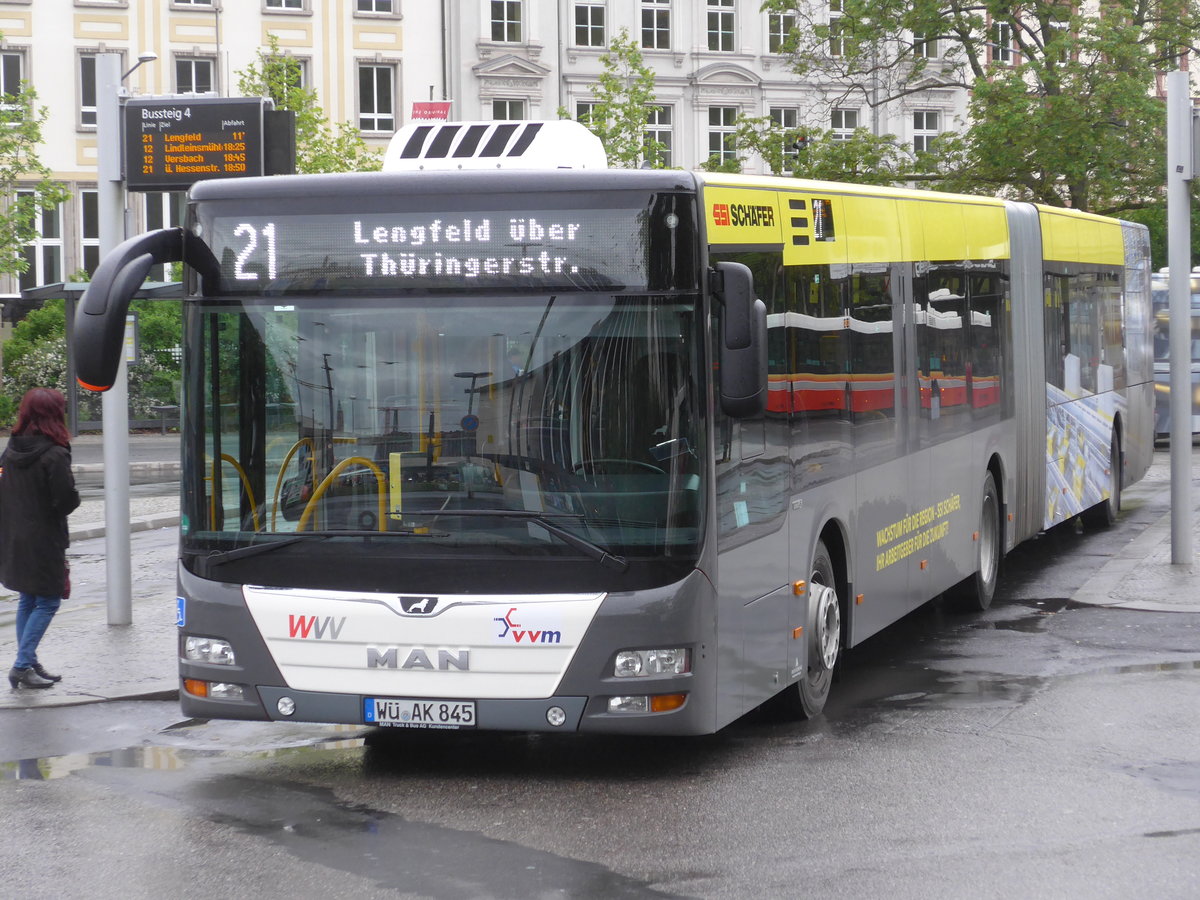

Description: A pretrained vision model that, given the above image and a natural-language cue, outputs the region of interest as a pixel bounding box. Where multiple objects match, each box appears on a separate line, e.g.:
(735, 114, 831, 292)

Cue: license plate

(364, 697, 477, 729)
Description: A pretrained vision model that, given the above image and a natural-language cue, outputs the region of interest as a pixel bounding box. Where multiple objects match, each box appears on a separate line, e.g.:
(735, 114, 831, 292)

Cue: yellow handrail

(297, 456, 388, 533)
(271, 437, 318, 530)
(210, 453, 261, 532)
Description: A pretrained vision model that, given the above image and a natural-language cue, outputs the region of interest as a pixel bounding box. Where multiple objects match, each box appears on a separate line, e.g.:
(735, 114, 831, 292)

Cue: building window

(492, 98, 526, 120)
(912, 32, 938, 59)
(79, 53, 97, 127)
(707, 0, 734, 52)
(173, 0, 214, 6)
(574, 3, 605, 48)
(770, 107, 798, 164)
(17, 191, 62, 293)
(491, 0, 522, 43)
(145, 193, 184, 281)
(642, 0, 670, 50)
(175, 57, 214, 94)
(80, 190, 100, 276)
(708, 106, 737, 166)
(1, 50, 23, 98)
(645, 104, 672, 167)
(358, 64, 395, 132)
(261, 53, 309, 104)
(356, 0, 393, 11)
(991, 22, 1013, 65)
(770, 107, 797, 130)
(576, 101, 599, 127)
(831, 107, 859, 139)
(913, 110, 940, 154)
(828, 18, 845, 57)
(767, 12, 795, 53)
(265, 0, 306, 10)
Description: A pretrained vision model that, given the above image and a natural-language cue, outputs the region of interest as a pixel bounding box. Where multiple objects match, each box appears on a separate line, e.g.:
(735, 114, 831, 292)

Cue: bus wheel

(1083, 431, 1122, 529)
(796, 541, 841, 719)
(951, 471, 1001, 612)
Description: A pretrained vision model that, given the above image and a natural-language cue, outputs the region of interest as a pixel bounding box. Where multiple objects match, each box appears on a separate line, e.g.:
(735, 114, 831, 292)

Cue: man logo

(401, 595, 438, 615)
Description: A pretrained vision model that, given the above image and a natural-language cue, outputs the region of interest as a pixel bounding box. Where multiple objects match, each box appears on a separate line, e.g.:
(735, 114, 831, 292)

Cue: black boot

(31, 663, 62, 683)
(7, 667, 55, 689)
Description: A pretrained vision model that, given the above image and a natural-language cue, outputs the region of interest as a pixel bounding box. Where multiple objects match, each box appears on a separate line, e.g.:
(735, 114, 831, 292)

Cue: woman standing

(1, 388, 80, 689)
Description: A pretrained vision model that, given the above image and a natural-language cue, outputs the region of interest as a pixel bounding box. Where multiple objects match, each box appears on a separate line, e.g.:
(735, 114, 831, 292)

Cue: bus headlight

(183, 679, 244, 701)
(613, 648, 690, 677)
(184, 636, 236, 665)
(607, 693, 687, 714)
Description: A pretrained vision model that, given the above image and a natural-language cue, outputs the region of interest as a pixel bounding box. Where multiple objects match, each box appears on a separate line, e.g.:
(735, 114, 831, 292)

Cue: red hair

(13, 388, 71, 448)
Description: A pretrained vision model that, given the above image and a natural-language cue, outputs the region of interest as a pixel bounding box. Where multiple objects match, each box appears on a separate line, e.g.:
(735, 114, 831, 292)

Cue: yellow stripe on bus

(700, 175, 1011, 265)
(1038, 206, 1124, 267)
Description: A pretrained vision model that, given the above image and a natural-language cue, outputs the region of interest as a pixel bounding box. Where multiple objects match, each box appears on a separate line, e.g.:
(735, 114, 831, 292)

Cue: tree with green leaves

(761, 0, 1200, 214)
(562, 28, 665, 169)
(1, 294, 181, 427)
(237, 34, 382, 174)
(701, 113, 917, 185)
(0, 81, 69, 278)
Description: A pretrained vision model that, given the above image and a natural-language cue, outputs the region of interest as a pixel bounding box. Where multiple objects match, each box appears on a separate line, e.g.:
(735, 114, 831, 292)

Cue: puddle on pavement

(869, 658, 1200, 716)
(0, 724, 367, 781)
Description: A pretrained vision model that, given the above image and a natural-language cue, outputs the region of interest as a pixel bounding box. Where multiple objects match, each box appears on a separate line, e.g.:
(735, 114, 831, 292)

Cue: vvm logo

(494, 607, 562, 644)
(288, 614, 346, 640)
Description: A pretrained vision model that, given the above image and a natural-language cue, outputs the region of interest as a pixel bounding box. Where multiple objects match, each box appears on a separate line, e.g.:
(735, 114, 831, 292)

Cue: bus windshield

(180, 291, 706, 589)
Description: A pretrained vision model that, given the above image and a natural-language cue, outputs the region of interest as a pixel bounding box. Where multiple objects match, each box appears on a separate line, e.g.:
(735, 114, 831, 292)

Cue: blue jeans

(14, 593, 62, 670)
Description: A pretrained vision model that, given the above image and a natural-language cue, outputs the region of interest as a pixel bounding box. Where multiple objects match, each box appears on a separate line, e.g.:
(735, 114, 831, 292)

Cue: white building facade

(2, 0, 968, 294)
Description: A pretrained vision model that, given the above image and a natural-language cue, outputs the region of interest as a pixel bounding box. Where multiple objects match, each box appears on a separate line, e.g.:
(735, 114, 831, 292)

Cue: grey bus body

(72, 157, 1152, 736)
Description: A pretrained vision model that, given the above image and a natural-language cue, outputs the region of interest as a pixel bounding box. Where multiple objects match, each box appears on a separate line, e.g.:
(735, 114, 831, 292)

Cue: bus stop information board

(124, 97, 265, 192)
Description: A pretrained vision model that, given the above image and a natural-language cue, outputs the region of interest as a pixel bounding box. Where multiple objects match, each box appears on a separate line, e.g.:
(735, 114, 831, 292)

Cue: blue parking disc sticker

(175, 596, 186, 628)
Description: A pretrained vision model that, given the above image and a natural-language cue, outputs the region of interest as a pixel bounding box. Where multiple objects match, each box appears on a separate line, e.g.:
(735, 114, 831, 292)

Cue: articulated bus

(73, 121, 1153, 735)
(1150, 269, 1200, 438)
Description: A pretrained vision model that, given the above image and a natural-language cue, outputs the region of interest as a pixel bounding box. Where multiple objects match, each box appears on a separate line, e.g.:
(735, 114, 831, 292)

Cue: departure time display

(125, 98, 266, 192)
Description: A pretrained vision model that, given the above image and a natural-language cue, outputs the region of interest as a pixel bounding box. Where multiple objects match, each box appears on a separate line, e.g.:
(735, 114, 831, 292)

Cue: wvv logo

(288, 615, 346, 640)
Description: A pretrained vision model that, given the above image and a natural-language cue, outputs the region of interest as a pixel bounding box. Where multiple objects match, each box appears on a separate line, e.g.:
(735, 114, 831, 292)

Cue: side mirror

(714, 261, 767, 418)
(73, 227, 216, 391)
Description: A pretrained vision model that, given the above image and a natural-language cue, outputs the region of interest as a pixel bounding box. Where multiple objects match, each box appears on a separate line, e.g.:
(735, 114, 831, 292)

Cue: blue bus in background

(1151, 269, 1200, 439)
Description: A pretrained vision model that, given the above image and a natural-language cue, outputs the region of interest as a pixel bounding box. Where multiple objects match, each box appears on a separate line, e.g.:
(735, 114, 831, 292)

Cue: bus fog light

(614, 648, 690, 678)
(608, 695, 649, 713)
(184, 636, 236, 665)
(546, 706, 566, 727)
(277, 696, 297, 717)
(207, 682, 244, 701)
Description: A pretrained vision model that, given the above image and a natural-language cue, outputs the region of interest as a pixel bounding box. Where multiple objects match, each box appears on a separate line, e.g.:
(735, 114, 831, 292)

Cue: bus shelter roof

(19, 281, 182, 300)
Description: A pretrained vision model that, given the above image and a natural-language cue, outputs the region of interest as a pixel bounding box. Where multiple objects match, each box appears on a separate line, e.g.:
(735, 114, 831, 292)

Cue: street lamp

(122, 51, 158, 82)
(95, 51, 156, 626)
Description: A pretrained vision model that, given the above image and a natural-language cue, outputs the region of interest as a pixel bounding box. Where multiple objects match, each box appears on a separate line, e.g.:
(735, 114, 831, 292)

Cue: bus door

(848, 258, 929, 637)
(712, 279, 791, 718)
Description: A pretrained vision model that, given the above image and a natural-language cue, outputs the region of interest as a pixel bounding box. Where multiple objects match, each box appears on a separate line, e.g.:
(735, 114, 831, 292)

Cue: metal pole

(97, 53, 133, 625)
(1165, 70, 1193, 565)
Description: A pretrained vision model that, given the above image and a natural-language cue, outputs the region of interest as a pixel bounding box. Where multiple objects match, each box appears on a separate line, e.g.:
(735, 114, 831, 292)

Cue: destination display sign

(124, 97, 266, 192)
(204, 207, 655, 293)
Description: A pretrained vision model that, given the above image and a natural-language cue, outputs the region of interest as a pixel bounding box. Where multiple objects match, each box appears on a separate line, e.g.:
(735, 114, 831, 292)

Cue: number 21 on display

(233, 222, 277, 280)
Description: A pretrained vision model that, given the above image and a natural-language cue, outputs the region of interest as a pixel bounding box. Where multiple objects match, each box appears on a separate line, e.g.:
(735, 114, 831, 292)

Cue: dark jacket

(0, 433, 81, 597)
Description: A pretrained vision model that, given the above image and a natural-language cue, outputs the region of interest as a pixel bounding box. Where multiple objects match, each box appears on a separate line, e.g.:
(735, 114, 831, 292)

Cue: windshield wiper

(404, 509, 629, 573)
(195, 528, 447, 576)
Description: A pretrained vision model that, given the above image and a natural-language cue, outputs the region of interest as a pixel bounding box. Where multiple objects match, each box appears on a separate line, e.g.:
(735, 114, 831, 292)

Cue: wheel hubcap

(811, 582, 840, 671)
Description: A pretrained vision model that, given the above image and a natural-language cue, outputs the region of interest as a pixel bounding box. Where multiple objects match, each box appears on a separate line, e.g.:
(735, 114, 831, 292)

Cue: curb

(69, 512, 182, 543)
(73, 462, 182, 479)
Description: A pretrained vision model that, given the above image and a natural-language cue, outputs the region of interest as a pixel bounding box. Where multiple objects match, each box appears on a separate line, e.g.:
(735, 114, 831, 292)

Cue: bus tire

(1083, 430, 1122, 529)
(783, 540, 841, 720)
(951, 471, 1001, 612)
